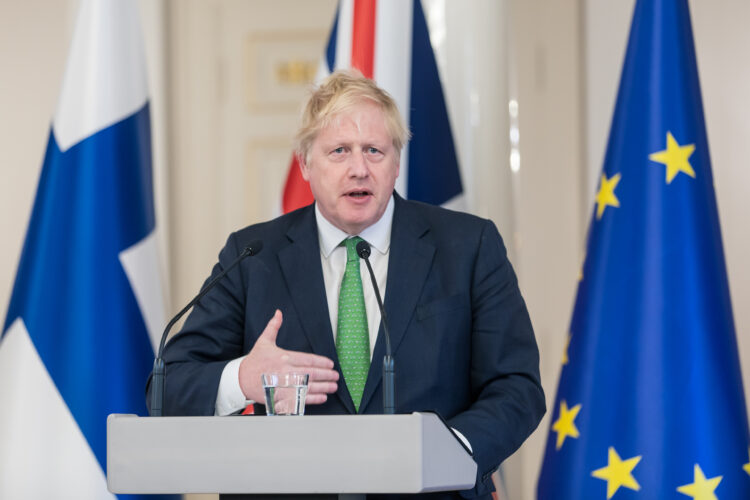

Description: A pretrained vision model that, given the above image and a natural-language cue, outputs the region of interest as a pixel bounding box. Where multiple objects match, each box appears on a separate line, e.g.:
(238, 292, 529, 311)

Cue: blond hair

(294, 69, 410, 164)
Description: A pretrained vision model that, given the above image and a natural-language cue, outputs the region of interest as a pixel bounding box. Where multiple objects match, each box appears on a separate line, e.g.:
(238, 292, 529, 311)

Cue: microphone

(356, 240, 395, 415)
(150, 239, 263, 416)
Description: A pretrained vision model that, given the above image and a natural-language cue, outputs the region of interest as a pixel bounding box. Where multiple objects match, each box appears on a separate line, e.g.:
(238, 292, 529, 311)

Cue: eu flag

(537, 0, 750, 498)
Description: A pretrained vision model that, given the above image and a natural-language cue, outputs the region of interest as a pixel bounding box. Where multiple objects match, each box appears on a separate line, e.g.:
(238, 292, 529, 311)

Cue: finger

(285, 350, 335, 369)
(304, 366, 340, 382)
(304, 393, 329, 405)
(258, 309, 283, 343)
(307, 381, 338, 395)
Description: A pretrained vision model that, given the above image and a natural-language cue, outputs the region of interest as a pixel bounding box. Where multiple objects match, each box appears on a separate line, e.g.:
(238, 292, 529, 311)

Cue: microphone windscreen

(356, 240, 371, 259)
(246, 240, 263, 256)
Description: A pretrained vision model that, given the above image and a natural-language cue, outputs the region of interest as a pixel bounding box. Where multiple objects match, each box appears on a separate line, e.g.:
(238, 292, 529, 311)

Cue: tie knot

(344, 237, 364, 263)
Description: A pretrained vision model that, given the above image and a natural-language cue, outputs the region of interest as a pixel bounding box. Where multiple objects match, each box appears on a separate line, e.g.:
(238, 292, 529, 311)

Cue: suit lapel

(277, 207, 356, 413)
(277, 209, 337, 366)
(360, 195, 435, 412)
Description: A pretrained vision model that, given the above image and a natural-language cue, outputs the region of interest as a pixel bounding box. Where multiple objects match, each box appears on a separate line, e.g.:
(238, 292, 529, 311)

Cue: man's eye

(331, 147, 345, 154)
(367, 147, 381, 154)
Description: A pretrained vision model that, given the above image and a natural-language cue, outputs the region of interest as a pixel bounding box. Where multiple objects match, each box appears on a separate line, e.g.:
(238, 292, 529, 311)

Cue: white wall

(0, 0, 75, 322)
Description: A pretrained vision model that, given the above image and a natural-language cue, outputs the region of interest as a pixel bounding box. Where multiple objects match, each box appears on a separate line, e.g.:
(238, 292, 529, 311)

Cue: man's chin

(337, 213, 378, 235)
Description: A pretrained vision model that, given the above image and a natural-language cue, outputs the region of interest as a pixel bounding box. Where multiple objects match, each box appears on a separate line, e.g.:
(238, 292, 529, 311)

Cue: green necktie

(336, 237, 370, 412)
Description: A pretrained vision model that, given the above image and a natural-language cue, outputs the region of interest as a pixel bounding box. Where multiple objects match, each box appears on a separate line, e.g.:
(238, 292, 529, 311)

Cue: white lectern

(107, 412, 477, 498)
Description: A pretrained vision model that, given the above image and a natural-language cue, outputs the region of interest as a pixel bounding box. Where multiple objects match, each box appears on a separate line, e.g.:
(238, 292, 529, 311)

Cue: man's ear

(297, 152, 310, 181)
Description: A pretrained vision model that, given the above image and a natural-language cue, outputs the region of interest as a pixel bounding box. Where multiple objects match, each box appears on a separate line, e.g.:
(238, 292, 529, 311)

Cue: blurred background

(1, 0, 749, 498)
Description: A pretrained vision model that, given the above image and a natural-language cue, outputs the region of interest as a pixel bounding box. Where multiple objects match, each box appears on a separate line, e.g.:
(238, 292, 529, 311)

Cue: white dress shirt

(316, 197, 393, 358)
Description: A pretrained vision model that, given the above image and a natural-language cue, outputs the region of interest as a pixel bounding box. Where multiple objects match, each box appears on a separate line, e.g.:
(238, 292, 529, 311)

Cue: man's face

(300, 100, 400, 235)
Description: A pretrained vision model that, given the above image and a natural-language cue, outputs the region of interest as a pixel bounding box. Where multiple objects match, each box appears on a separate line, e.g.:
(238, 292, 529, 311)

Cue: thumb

(259, 309, 283, 344)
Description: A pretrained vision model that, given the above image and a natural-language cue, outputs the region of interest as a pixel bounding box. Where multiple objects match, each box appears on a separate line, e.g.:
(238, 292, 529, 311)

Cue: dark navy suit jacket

(148, 194, 545, 498)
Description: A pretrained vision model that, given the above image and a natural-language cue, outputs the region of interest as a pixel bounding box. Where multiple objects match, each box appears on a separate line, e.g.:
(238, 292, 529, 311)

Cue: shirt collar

(316, 195, 394, 258)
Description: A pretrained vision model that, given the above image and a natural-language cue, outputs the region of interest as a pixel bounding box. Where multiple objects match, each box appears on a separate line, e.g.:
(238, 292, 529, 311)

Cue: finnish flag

(0, 0, 168, 498)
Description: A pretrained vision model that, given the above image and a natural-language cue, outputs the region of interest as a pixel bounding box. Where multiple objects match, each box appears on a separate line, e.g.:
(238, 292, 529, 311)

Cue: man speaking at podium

(148, 70, 544, 498)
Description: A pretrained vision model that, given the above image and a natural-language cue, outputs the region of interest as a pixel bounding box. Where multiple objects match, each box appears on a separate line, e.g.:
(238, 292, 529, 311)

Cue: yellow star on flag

(552, 400, 581, 450)
(676, 464, 722, 500)
(649, 131, 696, 183)
(595, 173, 621, 219)
(591, 447, 642, 499)
(744, 449, 750, 477)
(562, 334, 570, 365)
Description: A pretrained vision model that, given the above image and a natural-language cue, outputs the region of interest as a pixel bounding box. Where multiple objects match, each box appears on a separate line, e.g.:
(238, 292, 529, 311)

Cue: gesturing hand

(238, 310, 339, 405)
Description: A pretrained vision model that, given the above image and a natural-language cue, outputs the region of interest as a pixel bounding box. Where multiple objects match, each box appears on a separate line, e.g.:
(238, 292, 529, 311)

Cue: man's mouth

(346, 190, 372, 198)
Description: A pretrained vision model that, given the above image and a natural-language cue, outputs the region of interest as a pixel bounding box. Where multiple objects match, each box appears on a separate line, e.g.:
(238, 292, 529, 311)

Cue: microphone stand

(356, 241, 395, 414)
(150, 241, 263, 416)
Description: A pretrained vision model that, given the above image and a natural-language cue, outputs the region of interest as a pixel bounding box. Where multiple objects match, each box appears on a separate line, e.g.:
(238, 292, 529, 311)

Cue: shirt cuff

(214, 357, 247, 416)
(451, 427, 473, 454)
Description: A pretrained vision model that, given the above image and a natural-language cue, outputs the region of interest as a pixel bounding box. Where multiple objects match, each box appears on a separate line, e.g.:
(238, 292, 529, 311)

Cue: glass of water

(261, 373, 309, 416)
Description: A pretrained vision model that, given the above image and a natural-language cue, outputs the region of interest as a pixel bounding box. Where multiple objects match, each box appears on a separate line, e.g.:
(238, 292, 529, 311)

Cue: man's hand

(238, 310, 339, 405)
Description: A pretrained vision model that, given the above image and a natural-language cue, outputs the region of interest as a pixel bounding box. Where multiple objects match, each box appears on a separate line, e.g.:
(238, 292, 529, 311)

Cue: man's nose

(348, 149, 370, 177)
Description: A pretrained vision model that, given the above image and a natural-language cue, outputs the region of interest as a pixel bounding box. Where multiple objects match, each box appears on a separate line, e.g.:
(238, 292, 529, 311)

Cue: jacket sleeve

(448, 220, 546, 496)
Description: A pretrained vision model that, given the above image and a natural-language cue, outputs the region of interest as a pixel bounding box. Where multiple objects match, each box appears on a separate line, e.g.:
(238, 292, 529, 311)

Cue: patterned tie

(336, 237, 370, 412)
